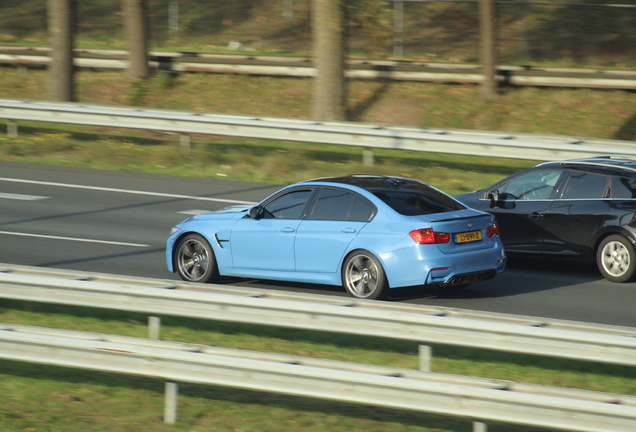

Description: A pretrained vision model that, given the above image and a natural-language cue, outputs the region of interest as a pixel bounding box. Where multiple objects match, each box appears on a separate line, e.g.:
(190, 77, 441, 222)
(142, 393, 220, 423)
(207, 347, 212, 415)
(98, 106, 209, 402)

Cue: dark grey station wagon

(455, 156, 636, 282)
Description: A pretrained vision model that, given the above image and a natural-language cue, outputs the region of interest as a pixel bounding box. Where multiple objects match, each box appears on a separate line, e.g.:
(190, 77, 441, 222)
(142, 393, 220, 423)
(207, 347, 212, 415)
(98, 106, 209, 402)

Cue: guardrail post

(180, 135, 191, 154)
(419, 344, 431, 372)
(7, 122, 18, 136)
(148, 316, 161, 339)
(473, 420, 487, 432)
(363, 149, 374, 166)
(164, 381, 178, 423)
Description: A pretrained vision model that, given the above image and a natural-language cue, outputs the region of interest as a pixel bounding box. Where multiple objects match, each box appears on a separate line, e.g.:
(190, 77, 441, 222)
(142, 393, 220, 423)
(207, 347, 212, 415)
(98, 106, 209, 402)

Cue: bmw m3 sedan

(167, 175, 506, 299)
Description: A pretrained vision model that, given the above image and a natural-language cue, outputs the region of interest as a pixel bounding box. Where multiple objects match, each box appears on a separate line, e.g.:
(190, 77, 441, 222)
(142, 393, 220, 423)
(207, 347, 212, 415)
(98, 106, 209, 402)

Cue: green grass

(1, 300, 635, 432)
(1, 3, 636, 430)
(0, 126, 536, 194)
(1, 68, 635, 194)
(1, 61, 636, 432)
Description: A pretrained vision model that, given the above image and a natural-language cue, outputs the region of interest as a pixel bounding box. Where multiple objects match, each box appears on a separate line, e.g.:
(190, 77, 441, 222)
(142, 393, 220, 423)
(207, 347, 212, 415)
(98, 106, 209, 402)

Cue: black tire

(342, 250, 389, 300)
(174, 234, 219, 283)
(596, 234, 636, 283)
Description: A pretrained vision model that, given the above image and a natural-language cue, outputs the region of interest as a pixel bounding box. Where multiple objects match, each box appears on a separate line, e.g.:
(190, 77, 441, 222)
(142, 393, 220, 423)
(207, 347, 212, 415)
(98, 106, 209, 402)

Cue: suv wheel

(596, 235, 636, 283)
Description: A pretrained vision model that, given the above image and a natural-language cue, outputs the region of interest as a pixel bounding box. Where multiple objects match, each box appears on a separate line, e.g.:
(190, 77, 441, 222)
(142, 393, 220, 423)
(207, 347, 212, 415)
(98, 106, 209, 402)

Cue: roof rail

(535, 156, 636, 173)
(589, 154, 636, 161)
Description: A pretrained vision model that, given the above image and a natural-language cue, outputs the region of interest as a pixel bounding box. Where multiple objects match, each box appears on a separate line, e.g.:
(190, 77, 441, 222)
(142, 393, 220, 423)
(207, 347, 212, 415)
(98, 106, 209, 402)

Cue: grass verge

(0, 124, 536, 195)
(1, 67, 636, 432)
(1, 300, 636, 432)
(1, 67, 635, 193)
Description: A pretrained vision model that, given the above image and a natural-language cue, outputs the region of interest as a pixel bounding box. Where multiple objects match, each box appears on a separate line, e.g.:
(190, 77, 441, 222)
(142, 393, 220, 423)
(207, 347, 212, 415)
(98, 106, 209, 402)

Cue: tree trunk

(47, 0, 74, 102)
(311, 0, 346, 121)
(122, 0, 150, 80)
(480, 0, 497, 97)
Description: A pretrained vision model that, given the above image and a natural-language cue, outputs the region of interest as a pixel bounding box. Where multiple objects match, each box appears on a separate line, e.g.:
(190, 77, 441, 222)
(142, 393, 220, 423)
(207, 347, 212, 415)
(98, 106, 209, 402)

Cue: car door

(295, 187, 374, 273)
(485, 169, 566, 253)
(230, 188, 313, 271)
(542, 171, 611, 256)
(606, 175, 636, 237)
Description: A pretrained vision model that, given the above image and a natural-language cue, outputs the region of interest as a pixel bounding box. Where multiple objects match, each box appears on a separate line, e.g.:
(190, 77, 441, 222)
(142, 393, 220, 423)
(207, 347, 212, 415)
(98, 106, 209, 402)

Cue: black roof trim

(306, 175, 426, 190)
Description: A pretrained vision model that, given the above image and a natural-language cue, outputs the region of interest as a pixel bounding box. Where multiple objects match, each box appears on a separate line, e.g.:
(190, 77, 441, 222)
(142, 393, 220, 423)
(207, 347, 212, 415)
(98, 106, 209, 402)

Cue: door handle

(340, 228, 357, 233)
(280, 227, 296, 233)
(528, 212, 544, 220)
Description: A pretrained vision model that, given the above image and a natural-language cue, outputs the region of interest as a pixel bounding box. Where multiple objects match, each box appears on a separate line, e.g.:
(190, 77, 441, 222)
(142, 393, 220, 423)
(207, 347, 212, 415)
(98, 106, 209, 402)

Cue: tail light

(410, 228, 450, 244)
(487, 223, 500, 237)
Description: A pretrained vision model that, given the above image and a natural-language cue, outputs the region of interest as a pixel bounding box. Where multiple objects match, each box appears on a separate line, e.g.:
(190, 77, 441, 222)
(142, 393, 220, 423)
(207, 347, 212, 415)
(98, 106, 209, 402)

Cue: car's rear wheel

(596, 235, 636, 283)
(175, 234, 219, 283)
(342, 250, 389, 300)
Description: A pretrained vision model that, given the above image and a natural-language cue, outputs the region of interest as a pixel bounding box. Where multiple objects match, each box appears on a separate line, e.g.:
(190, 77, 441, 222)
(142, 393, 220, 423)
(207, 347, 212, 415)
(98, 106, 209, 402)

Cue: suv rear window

(561, 172, 609, 199)
(613, 177, 636, 199)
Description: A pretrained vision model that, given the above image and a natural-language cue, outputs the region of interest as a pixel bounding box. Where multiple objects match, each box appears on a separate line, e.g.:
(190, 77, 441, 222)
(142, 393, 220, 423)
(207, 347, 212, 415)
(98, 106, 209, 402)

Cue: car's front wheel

(342, 250, 389, 300)
(596, 235, 636, 283)
(174, 234, 219, 283)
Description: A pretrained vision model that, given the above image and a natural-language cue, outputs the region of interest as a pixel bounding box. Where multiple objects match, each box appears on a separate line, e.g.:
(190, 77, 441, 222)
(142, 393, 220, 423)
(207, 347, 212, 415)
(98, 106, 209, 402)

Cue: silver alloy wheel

(600, 240, 631, 278)
(344, 253, 380, 298)
(177, 237, 210, 281)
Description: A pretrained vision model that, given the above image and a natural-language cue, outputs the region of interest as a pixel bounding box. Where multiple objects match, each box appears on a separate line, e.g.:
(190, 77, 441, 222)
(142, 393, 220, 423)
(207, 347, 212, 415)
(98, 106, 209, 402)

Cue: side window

(349, 197, 374, 222)
(263, 190, 312, 219)
(308, 188, 375, 221)
(500, 170, 563, 200)
(612, 177, 636, 199)
(309, 188, 355, 220)
(561, 172, 609, 199)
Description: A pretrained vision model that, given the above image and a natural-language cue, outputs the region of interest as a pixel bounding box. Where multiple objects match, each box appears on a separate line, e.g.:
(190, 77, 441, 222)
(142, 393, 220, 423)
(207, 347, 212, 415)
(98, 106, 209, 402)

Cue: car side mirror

(488, 190, 500, 208)
(248, 206, 263, 219)
(488, 191, 516, 210)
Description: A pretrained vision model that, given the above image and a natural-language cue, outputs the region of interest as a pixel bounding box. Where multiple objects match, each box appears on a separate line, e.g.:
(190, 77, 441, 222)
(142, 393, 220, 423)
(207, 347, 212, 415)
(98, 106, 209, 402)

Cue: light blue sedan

(167, 175, 506, 299)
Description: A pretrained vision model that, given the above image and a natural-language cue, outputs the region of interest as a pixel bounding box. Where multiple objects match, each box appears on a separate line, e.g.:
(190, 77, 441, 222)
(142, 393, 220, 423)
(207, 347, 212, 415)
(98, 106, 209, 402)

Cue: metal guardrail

(2, 264, 636, 368)
(2, 322, 636, 432)
(1, 98, 635, 161)
(1, 46, 636, 90)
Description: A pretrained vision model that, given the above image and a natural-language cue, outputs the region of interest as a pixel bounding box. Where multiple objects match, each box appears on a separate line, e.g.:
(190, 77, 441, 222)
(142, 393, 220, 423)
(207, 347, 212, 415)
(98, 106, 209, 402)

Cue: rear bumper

(439, 269, 499, 286)
(382, 242, 506, 288)
(423, 254, 506, 286)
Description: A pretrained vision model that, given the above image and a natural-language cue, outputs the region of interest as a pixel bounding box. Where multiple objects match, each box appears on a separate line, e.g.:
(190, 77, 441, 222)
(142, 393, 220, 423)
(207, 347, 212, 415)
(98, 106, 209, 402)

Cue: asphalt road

(1, 161, 635, 327)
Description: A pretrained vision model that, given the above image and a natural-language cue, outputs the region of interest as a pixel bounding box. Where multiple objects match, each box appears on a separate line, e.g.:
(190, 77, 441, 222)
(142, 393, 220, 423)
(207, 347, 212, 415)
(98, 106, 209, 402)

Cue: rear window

(561, 172, 609, 199)
(371, 187, 466, 216)
(613, 177, 636, 199)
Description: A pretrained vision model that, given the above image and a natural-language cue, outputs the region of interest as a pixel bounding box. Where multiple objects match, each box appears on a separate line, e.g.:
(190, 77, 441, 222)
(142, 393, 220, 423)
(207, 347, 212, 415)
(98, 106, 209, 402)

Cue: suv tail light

(487, 223, 500, 237)
(410, 228, 450, 244)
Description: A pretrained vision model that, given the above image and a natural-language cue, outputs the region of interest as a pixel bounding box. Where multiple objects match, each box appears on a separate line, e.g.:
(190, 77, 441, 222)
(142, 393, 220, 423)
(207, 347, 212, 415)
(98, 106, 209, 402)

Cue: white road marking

(178, 210, 211, 215)
(0, 231, 149, 247)
(0, 193, 49, 201)
(0, 177, 257, 205)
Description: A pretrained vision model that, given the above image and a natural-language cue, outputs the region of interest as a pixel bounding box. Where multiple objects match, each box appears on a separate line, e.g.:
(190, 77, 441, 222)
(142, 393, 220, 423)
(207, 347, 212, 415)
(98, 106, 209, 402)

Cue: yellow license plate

(456, 230, 483, 243)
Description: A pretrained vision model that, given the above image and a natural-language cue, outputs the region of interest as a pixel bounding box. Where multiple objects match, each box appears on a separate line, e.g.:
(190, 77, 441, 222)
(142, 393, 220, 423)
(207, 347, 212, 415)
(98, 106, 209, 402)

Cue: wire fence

(1, 0, 635, 66)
